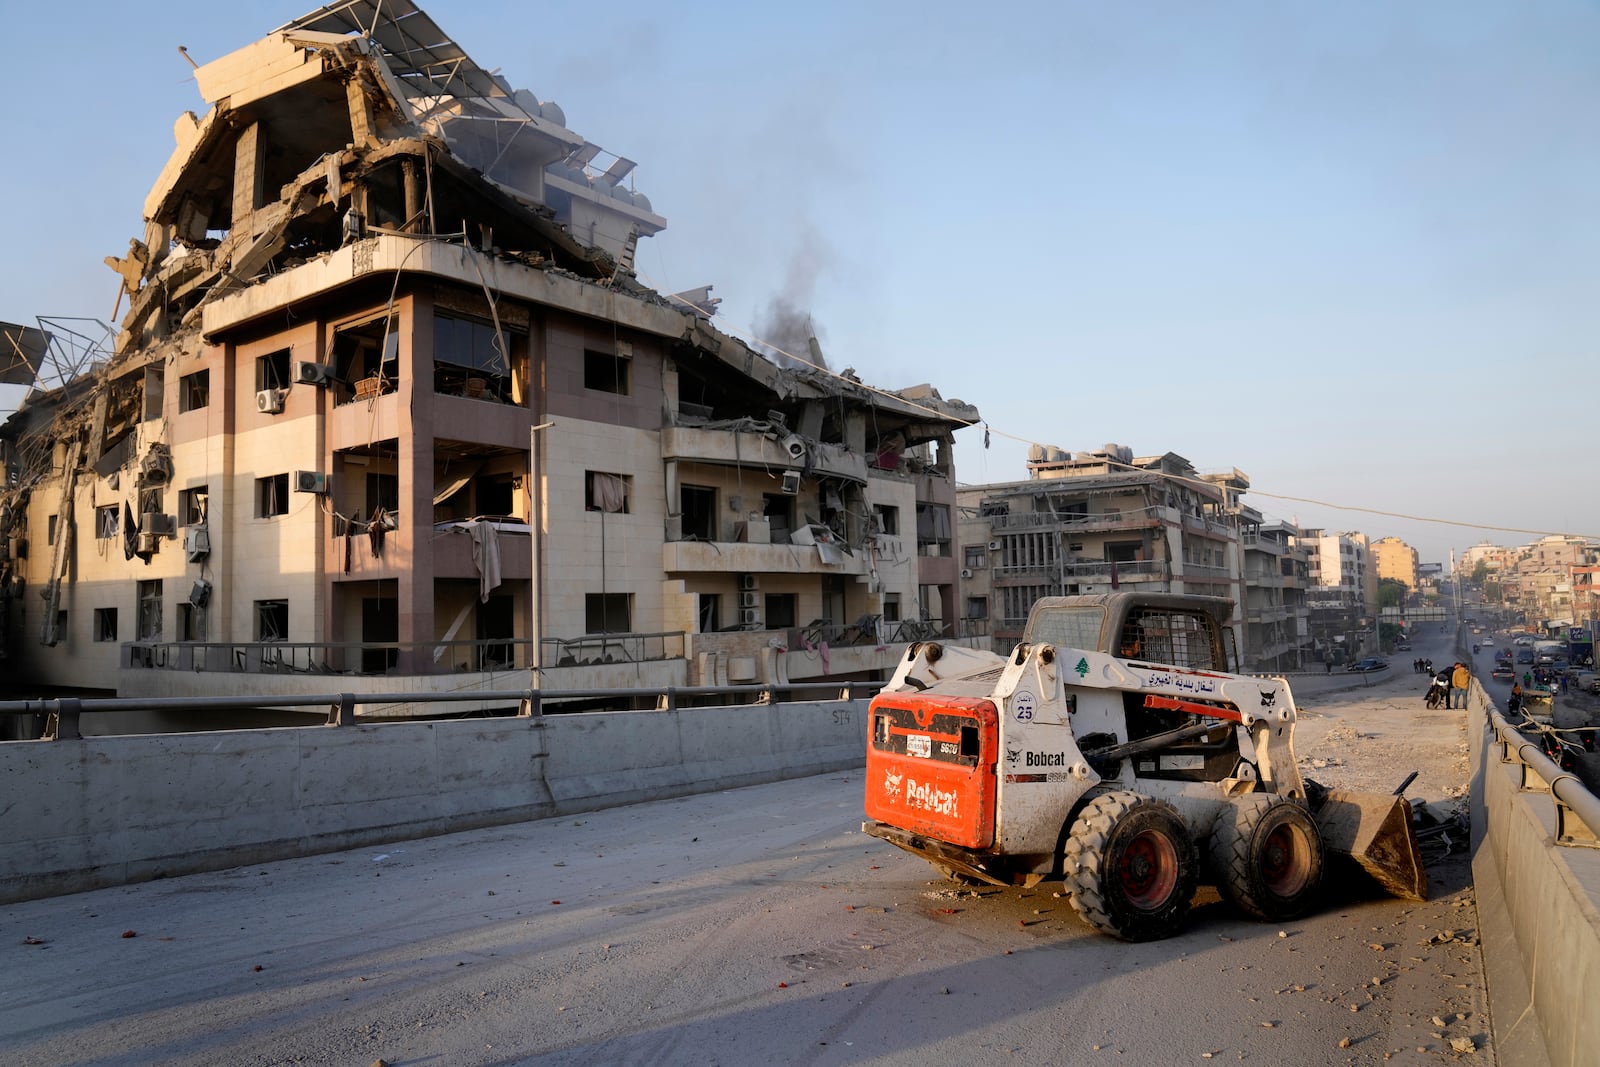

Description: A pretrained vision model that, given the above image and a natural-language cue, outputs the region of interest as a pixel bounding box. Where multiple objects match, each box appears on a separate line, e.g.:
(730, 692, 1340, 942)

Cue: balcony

(663, 537, 869, 577)
(1177, 562, 1234, 580)
(662, 425, 869, 484)
(989, 506, 1163, 534)
(994, 558, 1170, 585)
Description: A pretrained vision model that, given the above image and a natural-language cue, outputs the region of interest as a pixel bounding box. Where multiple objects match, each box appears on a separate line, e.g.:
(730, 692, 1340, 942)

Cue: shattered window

(915, 503, 951, 557)
(697, 593, 721, 634)
(584, 350, 630, 395)
(883, 594, 902, 623)
(333, 316, 398, 405)
(256, 349, 291, 392)
(584, 593, 632, 634)
(94, 608, 118, 642)
(48, 514, 58, 545)
(257, 474, 289, 518)
(180, 486, 209, 526)
(180, 370, 210, 412)
(763, 593, 797, 629)
(874, 505, 899, 536)
(95, 506, 120, 540)
(137, 580, 163, 641)
(435, 313, 519, 402)
(256, 599, 288, 642)
(763, 494, 794, 543)
(966, 597, 989, 620)
(680, 485, 716, 540)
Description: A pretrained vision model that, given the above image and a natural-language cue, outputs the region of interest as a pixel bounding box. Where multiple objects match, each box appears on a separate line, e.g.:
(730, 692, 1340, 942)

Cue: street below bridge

(4, 677, 1486, 1066)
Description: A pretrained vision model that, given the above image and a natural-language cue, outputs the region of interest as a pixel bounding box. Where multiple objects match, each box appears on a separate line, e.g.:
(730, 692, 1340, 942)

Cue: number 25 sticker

(1014, 691, 1035, 722)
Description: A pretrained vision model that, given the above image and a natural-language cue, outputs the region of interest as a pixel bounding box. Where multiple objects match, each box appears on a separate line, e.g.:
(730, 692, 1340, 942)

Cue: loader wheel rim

(1261, 823, 1312, 897)
(1118, 830, 1179, 910)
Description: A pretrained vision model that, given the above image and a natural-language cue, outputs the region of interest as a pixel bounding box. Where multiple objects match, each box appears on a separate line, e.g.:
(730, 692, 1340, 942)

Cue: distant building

(956, 444, 1248, 656)
(1371, 536, 1419, 590)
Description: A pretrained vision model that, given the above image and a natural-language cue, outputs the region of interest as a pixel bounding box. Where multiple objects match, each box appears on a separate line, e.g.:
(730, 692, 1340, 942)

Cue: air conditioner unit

(988, 540, 1001, 550)
(189, 578, 212, 608)
(143, 513, 177, 538)
(738, 574, 759, 592)
(780, 470, 801, 495)
(184, 527, 211, 562)
(960, 568, 973, 579)
(292, 361, 330, 386)
(739, 591, 759, 609)
(256, 388, 287, 414)
(781, 433, 806, 459)
(739, 608, 763, 627)
(136, 532, 158, 554)
(294, 470, 328, 494)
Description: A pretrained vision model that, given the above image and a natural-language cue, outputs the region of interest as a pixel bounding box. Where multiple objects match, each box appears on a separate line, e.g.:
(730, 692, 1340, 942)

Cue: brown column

(232, 122, 264, 237)
(395, 291, 435, 672)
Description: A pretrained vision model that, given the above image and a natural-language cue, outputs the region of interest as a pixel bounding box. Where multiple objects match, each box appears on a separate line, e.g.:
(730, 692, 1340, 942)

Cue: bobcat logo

(1259, 689, 1277, 708)
(883, 770, 904, 802)
(1006, 746, 1022, 766)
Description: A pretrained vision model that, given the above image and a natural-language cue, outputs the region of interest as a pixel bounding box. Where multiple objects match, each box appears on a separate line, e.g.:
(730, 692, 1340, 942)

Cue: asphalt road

(3, 757, 1485, 1066)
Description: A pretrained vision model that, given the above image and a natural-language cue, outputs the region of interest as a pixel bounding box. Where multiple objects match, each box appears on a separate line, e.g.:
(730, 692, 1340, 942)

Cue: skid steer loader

(862, 593, 1425, 941)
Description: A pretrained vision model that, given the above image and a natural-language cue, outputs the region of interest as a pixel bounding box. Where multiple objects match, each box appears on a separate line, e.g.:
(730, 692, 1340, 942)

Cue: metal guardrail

(1486, 702, 1600, 848)
(0, 680, 886, 742)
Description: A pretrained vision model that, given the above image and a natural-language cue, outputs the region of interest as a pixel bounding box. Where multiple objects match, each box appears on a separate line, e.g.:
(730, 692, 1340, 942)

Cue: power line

(1245, 490, 1597, 541)
(634, 270, 1598, 546)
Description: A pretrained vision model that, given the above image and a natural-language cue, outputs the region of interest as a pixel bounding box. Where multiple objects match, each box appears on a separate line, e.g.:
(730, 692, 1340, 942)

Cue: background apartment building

(956, 445, 1240, 649)
(1371, 536, 1419, 590)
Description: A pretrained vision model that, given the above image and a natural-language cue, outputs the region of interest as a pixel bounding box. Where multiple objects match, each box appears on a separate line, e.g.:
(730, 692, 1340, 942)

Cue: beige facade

(1371, 536, 1419, 589)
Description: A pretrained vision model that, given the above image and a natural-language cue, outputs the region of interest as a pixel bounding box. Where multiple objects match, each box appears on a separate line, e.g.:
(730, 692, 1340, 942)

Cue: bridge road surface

(2, 771, 1485, 1066)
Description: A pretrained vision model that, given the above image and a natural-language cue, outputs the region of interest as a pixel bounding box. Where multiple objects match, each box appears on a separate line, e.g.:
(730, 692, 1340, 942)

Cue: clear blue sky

(2, 1, 1596, 568)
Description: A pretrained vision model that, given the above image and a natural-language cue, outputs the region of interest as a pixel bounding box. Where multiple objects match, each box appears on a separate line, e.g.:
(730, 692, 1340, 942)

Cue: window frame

(179, 369, 210, 412)
(256, 473, 290, 518)
(583, 349, 631, 395)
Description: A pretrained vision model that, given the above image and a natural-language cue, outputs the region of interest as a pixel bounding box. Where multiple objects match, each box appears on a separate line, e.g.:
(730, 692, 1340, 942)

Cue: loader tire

(1062, 791, 1198, 942)
(1210, 794, 1324, 922)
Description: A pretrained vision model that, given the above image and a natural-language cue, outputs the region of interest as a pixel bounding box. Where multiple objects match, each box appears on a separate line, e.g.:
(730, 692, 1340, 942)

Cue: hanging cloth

(589, 473, 626, 513)
(466, 519, 503, 602)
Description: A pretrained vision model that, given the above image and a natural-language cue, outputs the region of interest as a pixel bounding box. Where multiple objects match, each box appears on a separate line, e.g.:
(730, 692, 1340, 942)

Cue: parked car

(1346, 657, 1389, 673)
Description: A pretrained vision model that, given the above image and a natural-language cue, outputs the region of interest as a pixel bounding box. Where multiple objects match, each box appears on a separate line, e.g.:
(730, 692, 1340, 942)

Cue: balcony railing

(987, 505, 1165, 532)
(541, 631, 687, 667)
(994, 559, 1170, 582)
(124, 638, 537, 677)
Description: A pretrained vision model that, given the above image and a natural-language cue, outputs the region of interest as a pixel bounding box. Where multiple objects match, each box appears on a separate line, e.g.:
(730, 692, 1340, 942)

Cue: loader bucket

(1313, 790, 1428, 902)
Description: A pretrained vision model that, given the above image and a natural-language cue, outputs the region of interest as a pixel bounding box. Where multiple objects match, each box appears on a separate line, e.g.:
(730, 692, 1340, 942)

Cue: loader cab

(1022, 592, 1238, 672)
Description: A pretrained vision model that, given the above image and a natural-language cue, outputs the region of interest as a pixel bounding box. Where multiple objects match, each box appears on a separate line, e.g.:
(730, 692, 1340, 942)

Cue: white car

(1481, 636, 1494, 646)
(1514, 637, 1534, 647)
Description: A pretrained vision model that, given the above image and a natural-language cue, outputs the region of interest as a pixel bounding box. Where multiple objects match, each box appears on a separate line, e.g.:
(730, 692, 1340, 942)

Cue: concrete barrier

(1469, 680, 1600, 1067)
(0, 699, 867, 904)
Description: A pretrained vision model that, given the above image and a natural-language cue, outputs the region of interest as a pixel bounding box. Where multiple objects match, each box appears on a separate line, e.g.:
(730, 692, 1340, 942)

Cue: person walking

(1450, 661, 1470, 709)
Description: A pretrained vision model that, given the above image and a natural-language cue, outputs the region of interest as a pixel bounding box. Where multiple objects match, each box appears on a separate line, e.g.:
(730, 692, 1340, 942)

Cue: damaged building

(955, 444, 1309, 670)
(0, 1, 982, 725)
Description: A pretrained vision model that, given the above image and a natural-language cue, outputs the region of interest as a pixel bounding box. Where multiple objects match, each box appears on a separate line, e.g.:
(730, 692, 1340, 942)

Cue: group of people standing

(1424, 661, 1471, 710)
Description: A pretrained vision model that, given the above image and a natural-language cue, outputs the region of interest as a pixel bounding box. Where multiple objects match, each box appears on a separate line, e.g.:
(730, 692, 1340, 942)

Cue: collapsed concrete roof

(7, 1, 978, 499)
